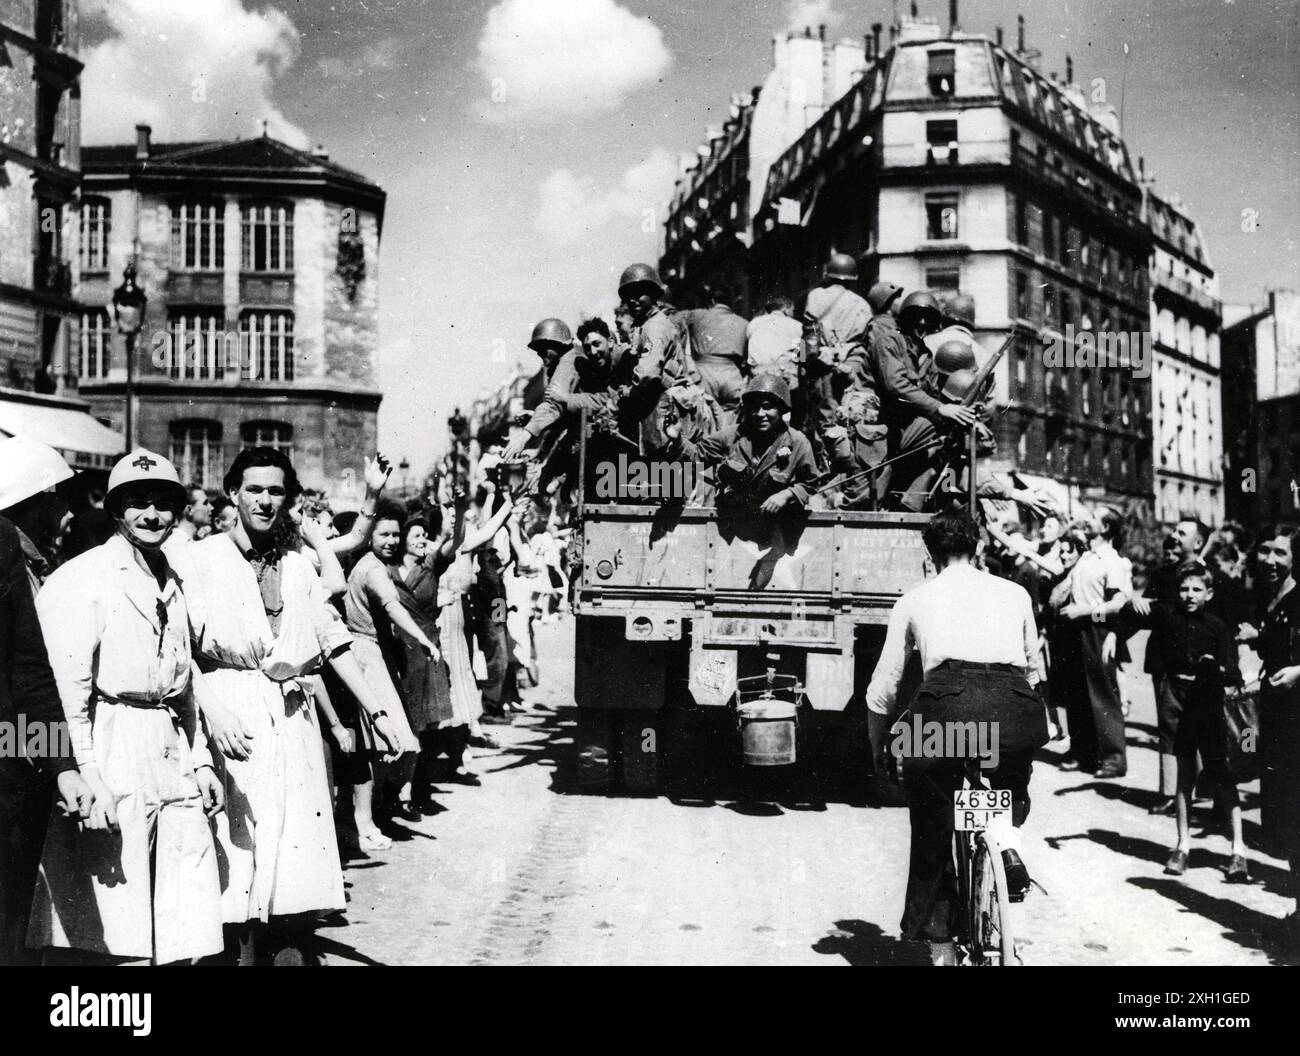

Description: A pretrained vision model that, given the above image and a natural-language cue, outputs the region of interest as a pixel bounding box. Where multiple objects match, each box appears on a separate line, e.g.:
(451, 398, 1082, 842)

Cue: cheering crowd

(0, 435, 569, 965)
(2, 249, 1298, 964)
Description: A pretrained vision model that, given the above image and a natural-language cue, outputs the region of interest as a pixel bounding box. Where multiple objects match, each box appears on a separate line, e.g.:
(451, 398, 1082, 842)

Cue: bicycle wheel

(970, 835, 1017, 965)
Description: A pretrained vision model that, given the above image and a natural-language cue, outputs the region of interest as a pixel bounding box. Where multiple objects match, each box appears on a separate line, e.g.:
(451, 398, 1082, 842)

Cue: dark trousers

(898, 664, 1045, 942)
(0, 779, 52, 965)
(879, 414, 941, 511)
(901, 752, 1033, 941)
(1072, 622, 1127, 774)
(475, 602, 517, 711)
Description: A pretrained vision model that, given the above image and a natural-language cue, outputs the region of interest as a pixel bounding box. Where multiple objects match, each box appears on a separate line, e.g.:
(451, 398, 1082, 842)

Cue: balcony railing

(1154, 272, 1222, 316)
(763, 61, 884, 206)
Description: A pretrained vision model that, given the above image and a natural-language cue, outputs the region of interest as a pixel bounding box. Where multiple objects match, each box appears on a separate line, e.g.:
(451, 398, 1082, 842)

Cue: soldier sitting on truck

(869, 292, 980, 511)
(664, 373, 817, 514)
(616, 262, 722, 456)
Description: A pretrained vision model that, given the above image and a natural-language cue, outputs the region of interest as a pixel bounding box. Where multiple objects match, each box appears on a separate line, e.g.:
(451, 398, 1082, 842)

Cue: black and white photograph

(1, 0, 1298, 1007)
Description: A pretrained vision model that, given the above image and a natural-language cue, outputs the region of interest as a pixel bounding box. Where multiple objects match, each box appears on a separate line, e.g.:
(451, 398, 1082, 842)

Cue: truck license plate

(953, 788, 1012, 831)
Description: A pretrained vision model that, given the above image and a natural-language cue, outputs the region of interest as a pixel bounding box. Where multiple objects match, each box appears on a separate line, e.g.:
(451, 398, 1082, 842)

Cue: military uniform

(802, 283, 872, 474)
(868, 320, 947, 511)
(676, 422, 819, 513)
(625, 305, 722, 454)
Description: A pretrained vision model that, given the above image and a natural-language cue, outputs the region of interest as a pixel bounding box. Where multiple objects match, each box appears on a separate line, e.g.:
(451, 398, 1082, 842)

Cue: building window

(1017, 428, 1028, 462)
(240, 310, 295, 382)
(927, 49, 955, 96)
(925, 267, 961, 291)
(926, 193, 959, 240)
(171, 201, 224, 271)
(79, 197, 111, 272)
(242, 420, 294, 454)
(1082, 378, 1091, 416)
(1014, 196, 1029, 245)
(79, 310, 111, 379)
(1043, 210, 1055, 259)
(1015, 351, 1028, 390)
(1042, 283, 1056, 324)
(1015, 272, 1030, 319)
(167, 312, 225, 380)
(170, 420, 223, 490)
(241, 202, 294, 273)
(926, 119, 957, 161)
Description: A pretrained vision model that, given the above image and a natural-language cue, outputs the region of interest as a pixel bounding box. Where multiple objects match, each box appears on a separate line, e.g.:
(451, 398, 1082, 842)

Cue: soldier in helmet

(869, 290, 979, 510)
(528, 318, 575, 380)
(801, 252, 872, 477)
(616, 262, 721, 455)
(502, 316, 634, 463)
(926, 292, 979, 366)
(678, 283, 749, 413)
(828, 279, 906, 508)
(665, 374, 818, 516)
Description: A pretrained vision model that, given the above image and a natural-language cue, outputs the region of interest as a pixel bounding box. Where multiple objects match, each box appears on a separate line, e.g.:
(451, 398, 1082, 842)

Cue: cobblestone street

(322, 618, 1298, 966)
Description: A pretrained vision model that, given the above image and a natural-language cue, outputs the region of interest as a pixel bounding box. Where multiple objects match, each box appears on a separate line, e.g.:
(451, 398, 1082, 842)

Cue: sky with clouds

(78, 0, 1299, 473)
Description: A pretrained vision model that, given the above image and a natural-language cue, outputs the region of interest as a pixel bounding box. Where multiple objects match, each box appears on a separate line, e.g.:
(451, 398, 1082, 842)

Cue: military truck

(569, 423, 942, 798)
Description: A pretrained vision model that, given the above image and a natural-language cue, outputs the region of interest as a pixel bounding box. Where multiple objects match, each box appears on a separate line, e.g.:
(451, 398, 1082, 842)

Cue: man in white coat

(28, 449, 225, 964)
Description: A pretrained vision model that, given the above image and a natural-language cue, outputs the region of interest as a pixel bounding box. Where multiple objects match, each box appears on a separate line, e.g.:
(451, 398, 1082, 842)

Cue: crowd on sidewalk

(0, 436, 571, 965)
(984, 504, 1300, 947)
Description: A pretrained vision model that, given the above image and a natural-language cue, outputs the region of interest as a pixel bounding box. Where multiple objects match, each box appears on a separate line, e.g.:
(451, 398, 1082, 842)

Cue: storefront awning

(0, 396, 125, 471)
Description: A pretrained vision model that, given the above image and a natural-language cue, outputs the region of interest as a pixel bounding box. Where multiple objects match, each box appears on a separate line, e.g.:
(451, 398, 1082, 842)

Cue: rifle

(924, 330, 1017, 512)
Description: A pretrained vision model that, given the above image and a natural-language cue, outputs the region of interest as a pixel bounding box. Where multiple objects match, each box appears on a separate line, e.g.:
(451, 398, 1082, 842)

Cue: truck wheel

(575, 708, 616, 792)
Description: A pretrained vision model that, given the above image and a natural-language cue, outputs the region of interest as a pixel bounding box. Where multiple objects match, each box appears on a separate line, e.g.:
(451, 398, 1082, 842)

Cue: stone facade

(75, 133, 386, 501)
(662, 17, 1170, 505)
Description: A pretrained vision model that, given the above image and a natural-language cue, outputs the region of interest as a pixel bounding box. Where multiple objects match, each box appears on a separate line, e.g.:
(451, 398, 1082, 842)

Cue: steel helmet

(898, 291, 942, 332)
(617, 263, 664, 298)
(942, 292, 976, 328)
(932, 338, 978, 375)
(0, 435, 74, 512)
(866, 280, 903, 314)
(740, 372, 792, 411)
(528, 318, 573, 351)
(940, 367, 980, 402)
(105, 448, 187, 512)
(822, 252, 858, 283)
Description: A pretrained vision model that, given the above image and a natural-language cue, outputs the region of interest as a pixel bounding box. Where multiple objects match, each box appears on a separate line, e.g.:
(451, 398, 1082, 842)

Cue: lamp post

(111, 261, 147, 450)
(398, 456, 411, 496)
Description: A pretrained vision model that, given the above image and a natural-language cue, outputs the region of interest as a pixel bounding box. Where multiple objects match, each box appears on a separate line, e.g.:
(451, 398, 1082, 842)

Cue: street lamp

(398, 456, 411, 495)
(111, 261, 147, 450)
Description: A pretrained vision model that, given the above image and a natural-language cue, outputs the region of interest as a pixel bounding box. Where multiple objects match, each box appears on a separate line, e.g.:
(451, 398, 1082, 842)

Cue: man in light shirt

(866, 508, 1048, 965)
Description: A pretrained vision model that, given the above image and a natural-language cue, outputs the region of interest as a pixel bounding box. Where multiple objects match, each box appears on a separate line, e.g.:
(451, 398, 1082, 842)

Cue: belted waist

(932, 660, 1020, 674)
(198, 654, 310, 687)
(95, 688, 186, 710)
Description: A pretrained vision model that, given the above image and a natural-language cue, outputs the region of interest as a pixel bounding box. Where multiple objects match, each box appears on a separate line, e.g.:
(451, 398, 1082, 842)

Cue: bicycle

(952, 759, 1020, 966)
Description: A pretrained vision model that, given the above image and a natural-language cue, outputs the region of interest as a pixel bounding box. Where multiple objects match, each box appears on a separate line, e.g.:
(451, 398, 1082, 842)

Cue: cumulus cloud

(80, 0, 308, 147)
(535, 148, 677, 248)
(784, 0, 844, 32)
(476, 0, 671, 120)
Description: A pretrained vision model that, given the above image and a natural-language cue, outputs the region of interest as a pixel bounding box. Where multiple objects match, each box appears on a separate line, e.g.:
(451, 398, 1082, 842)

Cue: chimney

(910, 2, 918, 17)
(996, 25, 1004, 47)
(818, 23, 825, 41)
(872, 22, 883, 56)
(1066, 53, 1074, 83)
(1017, 14, 1025, 52)
(135, 123, 151, 160)
(259, 119, 269, 138)
(949, 0, 959, 33)
(864, 32, 874, 59)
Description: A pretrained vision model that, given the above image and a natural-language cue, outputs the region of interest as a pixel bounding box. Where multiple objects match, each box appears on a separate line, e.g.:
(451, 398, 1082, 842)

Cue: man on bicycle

(866, 508, 1049, 965)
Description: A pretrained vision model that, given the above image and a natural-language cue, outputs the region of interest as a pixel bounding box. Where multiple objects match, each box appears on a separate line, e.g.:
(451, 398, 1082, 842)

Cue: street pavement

(320, 617, 1297, 966)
